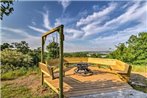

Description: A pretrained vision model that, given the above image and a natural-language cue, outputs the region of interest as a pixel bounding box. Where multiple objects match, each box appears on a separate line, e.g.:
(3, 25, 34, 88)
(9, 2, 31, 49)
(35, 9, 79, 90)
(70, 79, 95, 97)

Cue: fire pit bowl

(74, 62, 93, 76)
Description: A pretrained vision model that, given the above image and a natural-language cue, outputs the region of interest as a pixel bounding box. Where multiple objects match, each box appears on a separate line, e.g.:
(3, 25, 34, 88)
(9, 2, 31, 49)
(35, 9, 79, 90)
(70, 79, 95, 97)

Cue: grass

(1, 83, 56, 98)
(1, 83, 32, 98)
(1, 66, 57, 98)
(1, 66, 40, 80)
(131, 85, 147, 93)
(132, 64, 147, 72)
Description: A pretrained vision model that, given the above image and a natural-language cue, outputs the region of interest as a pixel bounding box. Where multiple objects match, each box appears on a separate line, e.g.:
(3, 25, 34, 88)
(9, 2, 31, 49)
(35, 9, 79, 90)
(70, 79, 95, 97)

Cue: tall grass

(1, 83, 31, 98)
(1, 66, 40, 80)
(132, 65, 147, 72)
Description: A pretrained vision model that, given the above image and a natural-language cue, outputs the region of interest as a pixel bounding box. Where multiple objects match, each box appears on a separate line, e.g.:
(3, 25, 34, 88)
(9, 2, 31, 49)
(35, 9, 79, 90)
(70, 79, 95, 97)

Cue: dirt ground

(1, 73, 58, 98)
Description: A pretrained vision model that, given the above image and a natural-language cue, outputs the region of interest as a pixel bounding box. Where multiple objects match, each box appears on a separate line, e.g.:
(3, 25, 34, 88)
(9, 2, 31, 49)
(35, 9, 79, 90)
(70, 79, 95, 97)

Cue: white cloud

(32, 21, 36, 25)
(61, 1, 147, 52)
(81, 16, 109, 37)
(54, 18, 62, 27)
(28, 26, 47, 33)
(78, 10, 88, 17)
(54, 16, 77, 27)
(65, 28, 84, 40)
(105, 2, 141, 26)
(43, 10, 51, 30)
(122, 2, 130, 9)
(29, 10, 51, 33)
(2, 27, 31, 37)
(1, 27, 41, 49)
(90, 21, 147, 50)
(76, 3, 117, 27)
(93, 5, 99, 11)
(81, 2, 147, 38)
(59, 0, 71, 12)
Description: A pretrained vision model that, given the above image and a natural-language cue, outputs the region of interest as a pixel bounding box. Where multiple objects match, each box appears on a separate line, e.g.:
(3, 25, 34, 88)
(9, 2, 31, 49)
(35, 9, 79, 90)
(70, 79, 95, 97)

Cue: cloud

(28, 26, 47, 33)
(63, 1, 147, 52)
(1, 27, 41, 49)
(59, 0, 71, 12)
(42, 10, 51, 30)
(64, 28, 84, 40)
(54, 18, 62, 27)
(2, 27, 31, 37)
(89, 18, 147, 50)
(104, 2, 141, 26)
(32, 21, 36, 25)
(54, 16, 77, 27)
(76, 3, 117, 27)
(122, 2, 130, 9)
(81, 2, 147, 38)
(93, 5, 99, 11)
(29, 10, 52, 33)
(78, 10, 88, 17)
(62, 1, 147, 52)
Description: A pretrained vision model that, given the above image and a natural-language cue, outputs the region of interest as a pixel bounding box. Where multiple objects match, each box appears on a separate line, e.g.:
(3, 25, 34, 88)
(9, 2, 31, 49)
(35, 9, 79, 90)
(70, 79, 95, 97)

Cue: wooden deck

(44, 67, 132, 97)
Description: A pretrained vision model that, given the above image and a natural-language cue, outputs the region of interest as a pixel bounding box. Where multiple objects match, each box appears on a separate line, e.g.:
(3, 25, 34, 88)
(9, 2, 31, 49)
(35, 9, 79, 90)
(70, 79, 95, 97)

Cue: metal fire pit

(74, 62, 93, 75)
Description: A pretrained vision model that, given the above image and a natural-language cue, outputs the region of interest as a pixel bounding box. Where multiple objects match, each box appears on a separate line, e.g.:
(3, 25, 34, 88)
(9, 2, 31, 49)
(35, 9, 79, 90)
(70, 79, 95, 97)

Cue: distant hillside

(65, 51, 112, 54)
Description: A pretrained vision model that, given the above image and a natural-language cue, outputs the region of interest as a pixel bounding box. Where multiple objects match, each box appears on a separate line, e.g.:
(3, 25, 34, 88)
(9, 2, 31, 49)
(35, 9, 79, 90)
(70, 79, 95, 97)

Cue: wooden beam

(44, 79, 59, 94)
(42, 25, 64, 37)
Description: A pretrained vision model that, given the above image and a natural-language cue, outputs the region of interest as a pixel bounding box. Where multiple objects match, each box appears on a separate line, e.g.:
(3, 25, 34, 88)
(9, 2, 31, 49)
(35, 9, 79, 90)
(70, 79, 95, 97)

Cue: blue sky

(1, 1, 147, 52)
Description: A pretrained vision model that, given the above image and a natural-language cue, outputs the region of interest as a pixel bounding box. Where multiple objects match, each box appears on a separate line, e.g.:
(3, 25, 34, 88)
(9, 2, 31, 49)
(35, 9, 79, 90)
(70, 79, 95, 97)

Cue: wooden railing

(39, 57, 132, 82)
(64, 57, 132, 81)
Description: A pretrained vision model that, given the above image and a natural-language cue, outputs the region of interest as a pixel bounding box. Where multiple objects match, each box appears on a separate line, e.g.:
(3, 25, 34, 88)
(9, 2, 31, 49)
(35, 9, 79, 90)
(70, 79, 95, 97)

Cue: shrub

(1, 49, 33, 72)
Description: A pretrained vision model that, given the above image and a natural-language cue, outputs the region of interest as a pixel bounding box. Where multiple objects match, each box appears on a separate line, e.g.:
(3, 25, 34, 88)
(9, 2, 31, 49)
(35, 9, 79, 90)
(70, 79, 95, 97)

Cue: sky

(1, 0, 147, 52)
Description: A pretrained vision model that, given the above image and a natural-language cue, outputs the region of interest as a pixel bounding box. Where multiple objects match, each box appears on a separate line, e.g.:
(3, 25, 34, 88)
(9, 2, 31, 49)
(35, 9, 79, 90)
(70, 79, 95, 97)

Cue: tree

(108, 32, 147, 65)
(0, 0, 14, 20)
(12, 41, 30, 54)
(108, 43, 128, 61)
(46, 41, 59, 59)
(127, 32, 147, 64)
(29, 47, 41, 66)
(0, 43, 13, 51)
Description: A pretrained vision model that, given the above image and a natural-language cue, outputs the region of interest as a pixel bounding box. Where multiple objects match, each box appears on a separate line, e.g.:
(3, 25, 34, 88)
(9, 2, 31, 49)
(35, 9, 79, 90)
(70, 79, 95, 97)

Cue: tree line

(0, 40, 59, 73)
(108, 32, 147, 65)
(1, 41, 40, 73)
(1, 32, 146, 73)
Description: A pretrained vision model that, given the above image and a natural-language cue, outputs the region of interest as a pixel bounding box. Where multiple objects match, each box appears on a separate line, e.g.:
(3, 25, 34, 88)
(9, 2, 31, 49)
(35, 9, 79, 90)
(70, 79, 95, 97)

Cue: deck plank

(44, 67, 132, 97)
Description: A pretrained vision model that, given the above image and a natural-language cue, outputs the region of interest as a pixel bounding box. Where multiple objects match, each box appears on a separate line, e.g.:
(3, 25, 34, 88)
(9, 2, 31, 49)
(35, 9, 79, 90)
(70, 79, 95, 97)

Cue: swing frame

(41, 25, 64, 98)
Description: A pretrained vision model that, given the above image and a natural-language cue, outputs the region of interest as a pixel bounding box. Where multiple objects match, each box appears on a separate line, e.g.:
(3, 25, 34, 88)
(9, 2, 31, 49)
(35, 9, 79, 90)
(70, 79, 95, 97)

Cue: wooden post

(59, 25, 64, 98)
(41, 37, 45, 85)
